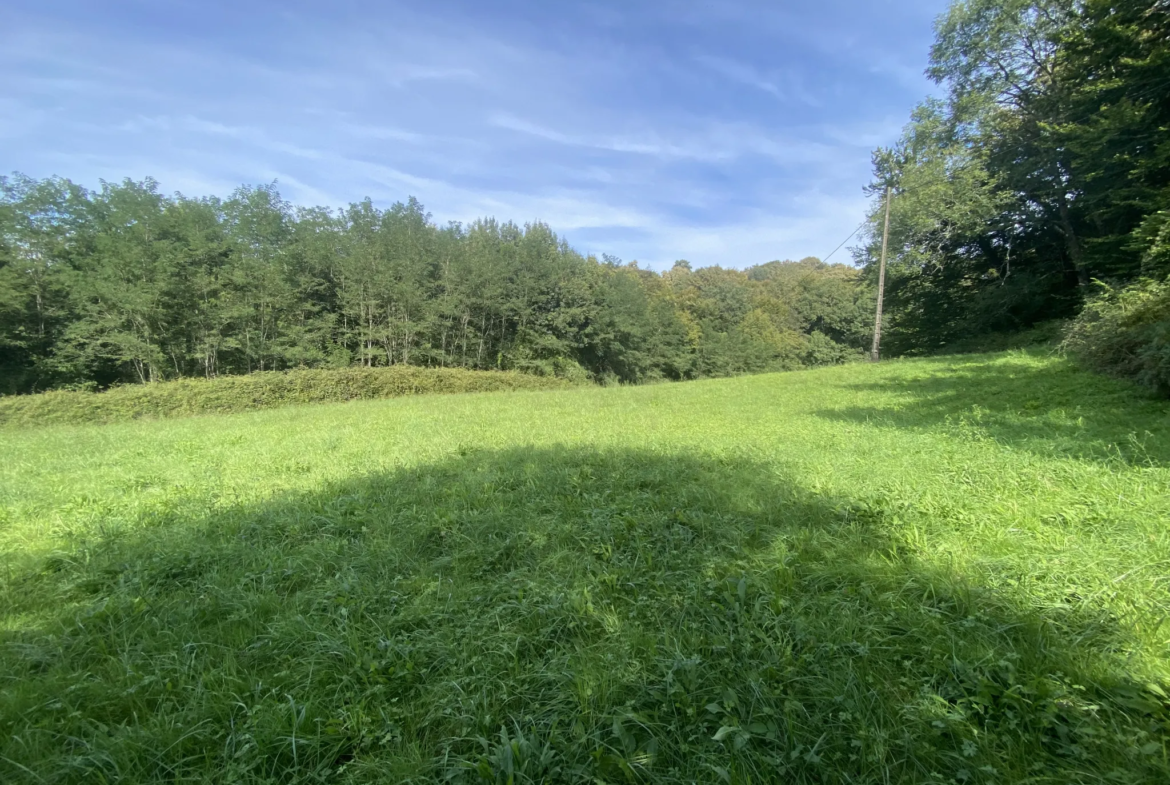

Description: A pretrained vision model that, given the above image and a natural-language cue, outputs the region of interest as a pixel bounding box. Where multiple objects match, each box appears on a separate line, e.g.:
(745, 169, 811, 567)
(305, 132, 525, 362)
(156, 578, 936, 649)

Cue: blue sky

(1, 0, 946, 270)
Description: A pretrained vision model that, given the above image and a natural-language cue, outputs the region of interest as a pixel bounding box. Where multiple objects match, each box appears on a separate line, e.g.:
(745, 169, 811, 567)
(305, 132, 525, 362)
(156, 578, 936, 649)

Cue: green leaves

(1, 175, 875, 394)
(866, 0, 1170, 354)
(1062, 275, 1170, 395)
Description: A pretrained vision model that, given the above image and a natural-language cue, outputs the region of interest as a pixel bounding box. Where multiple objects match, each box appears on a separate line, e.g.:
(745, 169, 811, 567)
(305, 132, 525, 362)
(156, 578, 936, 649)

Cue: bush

(803, 331, 863, 366)
(0, 366, 573, 427)
(1063, 277, 1170, 395)
(936, 319, 1067, 356)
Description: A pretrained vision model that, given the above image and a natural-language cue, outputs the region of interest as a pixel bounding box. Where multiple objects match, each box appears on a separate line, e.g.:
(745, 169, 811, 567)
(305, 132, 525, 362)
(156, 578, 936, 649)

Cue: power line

(821, 220, 866, 264)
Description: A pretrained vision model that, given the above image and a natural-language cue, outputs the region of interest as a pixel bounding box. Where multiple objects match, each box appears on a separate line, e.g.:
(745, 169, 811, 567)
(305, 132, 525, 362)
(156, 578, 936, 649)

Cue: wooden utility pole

(870, 185, 892, 362)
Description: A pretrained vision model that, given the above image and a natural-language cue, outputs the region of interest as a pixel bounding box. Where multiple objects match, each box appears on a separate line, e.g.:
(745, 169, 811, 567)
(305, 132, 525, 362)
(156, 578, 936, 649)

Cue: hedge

(0, 366, 573, 427)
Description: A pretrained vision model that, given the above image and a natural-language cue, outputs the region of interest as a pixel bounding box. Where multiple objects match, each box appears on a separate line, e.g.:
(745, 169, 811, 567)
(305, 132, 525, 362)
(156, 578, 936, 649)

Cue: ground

(2, 350, 1169, 783)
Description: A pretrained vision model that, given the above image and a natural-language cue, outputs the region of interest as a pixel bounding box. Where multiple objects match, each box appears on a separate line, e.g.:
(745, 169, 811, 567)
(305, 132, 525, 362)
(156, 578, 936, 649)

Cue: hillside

(2, 351, 1169, 783)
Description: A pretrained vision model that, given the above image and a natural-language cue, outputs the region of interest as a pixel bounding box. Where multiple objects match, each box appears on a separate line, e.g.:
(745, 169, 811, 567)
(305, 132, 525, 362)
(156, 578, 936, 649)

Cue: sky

(0, 0, 947, 270)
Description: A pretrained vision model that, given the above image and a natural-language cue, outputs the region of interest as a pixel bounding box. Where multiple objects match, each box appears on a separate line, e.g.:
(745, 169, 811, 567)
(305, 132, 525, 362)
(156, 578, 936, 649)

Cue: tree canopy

(0, 176, 872, 394)
(8, 1, 1160, 387)
(860, 0, 1169, 354)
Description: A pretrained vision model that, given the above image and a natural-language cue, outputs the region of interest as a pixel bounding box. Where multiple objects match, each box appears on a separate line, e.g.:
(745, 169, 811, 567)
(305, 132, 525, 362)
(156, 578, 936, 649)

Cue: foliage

(860, 0, 1170, 353)
(931, 318, 1067, 355)
(0, 176, 868, 393)
(1063, 276, 1170, 394)
(2, 353, 1168, 783)
(0, 366, 571, 428)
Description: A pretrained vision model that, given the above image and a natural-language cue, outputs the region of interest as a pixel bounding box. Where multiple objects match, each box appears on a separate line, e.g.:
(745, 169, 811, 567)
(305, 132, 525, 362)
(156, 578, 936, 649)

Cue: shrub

(937, 319, 1067, 356)
(0, 366, 573, 428)
(803, 331, 863, 366)
(1063, 277, 1170, 395)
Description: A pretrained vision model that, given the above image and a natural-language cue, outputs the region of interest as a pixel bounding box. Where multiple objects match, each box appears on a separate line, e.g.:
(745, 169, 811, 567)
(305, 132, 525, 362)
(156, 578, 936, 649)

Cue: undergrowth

(0, 366, 571, 427)
(1064, 277, 1170, 396)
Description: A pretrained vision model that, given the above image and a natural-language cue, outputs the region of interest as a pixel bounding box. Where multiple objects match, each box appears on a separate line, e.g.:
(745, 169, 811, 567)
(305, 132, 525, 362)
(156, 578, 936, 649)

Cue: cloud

(694, 55, 823, 107)
(344, 124, 430, 144)
(263, 172, 344, 207)
(489, 112, 718, 160)
(489, 112, 840, 166)
(0, 0, 939, 271)
(582, 191, 875, 270)
(695, 54, 784, 98)
(113, 116, 327, 160)
(371, 64, 481, 88)
(820, 116, 910, 150)
(39, 151, 246, 199)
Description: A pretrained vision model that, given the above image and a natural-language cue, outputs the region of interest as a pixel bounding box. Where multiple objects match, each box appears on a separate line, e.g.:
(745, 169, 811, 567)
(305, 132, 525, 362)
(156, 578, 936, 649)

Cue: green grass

(2, 350, 1169, 784)
(0, 366, 571, 428)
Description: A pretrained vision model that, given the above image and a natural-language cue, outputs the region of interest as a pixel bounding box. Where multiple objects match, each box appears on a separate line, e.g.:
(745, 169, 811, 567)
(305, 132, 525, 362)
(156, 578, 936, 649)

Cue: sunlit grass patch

(2, 350, 1169, 783)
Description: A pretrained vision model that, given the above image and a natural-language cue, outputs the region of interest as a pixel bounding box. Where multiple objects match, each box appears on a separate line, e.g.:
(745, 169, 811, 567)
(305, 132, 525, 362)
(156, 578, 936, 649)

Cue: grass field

(2, 350, 1169, 784)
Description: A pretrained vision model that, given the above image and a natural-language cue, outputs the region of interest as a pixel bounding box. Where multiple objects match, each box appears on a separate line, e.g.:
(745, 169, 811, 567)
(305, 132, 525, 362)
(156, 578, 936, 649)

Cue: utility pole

(871, 185, 892, 362)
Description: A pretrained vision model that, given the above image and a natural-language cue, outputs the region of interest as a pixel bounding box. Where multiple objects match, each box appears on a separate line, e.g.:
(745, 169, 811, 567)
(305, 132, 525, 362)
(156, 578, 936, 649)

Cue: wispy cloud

(114, 116, 327, 160)
(0, 0, 943, 270)
(696, 55, 785, 99)
(490, 113, 725, 161)
(371, 64, 481, 88)
(489, 112, 841, 167)
(344, 124, 431, 144)
(694, 55, 823, 107)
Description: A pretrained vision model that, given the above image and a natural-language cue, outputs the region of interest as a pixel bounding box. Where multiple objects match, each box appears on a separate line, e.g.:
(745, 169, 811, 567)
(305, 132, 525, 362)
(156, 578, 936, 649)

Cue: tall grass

(2, 350, 1169, 783)
(0, 366, 571, 427)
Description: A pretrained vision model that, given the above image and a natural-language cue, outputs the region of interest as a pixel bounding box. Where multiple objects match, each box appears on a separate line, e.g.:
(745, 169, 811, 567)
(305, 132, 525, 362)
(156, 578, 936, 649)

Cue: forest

(0, 178, 871, 395)
(859, 0, 1169, 361)
(2, 0, 1168, 396)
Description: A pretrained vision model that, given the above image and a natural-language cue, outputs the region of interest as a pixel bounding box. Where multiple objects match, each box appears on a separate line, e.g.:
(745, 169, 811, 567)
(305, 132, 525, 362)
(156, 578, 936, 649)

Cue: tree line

(12, 0, 1152, 395)
(0, 176, 873, 394)
(861, 0, 1169, 354)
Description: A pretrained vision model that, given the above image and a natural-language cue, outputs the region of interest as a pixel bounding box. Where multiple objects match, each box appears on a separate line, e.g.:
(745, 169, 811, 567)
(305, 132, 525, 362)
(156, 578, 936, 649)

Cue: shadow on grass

(2, 446, 1167, 784)
(819, 355, 1170, 467)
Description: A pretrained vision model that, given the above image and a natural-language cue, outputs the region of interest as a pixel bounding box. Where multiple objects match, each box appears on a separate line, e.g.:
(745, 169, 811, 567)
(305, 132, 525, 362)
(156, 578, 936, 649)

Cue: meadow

(2, 350, 1169, 783)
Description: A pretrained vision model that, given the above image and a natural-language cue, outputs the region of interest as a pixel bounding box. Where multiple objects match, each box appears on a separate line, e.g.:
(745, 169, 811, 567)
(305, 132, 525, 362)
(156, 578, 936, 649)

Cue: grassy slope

(1, 351, 1169, 784)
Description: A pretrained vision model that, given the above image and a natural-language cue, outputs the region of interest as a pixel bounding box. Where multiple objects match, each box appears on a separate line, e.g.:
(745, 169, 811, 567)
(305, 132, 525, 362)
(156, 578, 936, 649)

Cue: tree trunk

(1056, 191, 1090, 288)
